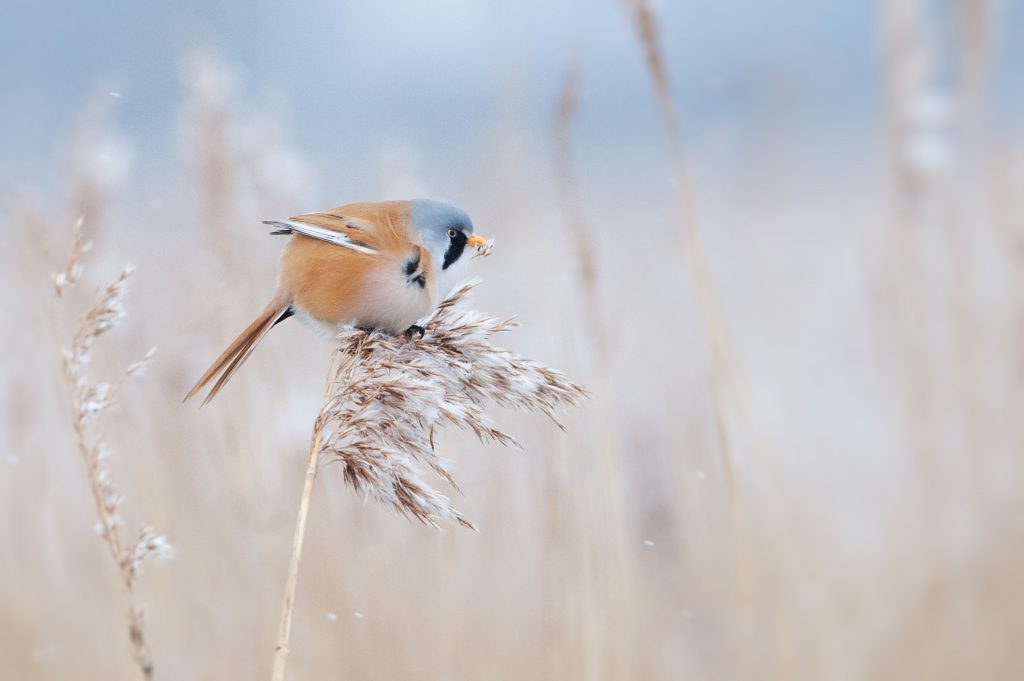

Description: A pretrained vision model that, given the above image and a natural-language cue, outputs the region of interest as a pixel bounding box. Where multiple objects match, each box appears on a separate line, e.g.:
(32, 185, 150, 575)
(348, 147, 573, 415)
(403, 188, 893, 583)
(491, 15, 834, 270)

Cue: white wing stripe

(277, 219, 379, 255)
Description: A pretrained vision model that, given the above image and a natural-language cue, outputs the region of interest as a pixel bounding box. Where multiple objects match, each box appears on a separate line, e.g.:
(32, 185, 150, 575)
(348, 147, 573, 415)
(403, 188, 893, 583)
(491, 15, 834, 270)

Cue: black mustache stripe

(443, 231, 468, 270)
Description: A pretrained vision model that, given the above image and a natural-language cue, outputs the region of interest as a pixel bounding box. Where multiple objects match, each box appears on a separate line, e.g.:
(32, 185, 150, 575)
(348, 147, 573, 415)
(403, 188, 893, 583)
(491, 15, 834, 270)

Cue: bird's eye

(447, 228, 458, 238)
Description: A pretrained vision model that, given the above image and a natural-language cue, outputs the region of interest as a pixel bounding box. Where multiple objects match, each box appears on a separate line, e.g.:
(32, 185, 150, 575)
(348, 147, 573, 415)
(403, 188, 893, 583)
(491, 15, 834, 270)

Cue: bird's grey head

(411, 199, 476, 272)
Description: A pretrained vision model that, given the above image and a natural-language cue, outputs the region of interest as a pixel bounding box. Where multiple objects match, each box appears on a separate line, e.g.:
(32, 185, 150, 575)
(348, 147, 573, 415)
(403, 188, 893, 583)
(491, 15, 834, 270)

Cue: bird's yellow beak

(467, 234, 488, 249)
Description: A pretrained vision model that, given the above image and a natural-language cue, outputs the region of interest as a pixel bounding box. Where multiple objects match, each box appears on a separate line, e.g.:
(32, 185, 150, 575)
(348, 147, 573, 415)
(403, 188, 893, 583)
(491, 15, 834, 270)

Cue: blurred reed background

(2, 0, 1024, 679)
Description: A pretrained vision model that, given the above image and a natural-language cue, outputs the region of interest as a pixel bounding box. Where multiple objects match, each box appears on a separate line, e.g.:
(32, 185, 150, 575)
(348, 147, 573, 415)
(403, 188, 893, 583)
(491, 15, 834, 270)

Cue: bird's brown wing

(302, 202, 422, 253)
(264, 211, 379, 254)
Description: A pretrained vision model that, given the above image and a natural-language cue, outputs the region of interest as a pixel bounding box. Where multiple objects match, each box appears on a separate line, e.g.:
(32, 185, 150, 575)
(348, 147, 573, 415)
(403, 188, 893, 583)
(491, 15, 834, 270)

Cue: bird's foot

(403, 324, 425, 341)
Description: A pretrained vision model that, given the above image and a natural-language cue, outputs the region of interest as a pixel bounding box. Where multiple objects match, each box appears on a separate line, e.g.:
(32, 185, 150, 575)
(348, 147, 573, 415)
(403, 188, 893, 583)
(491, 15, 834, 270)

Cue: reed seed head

(318, 283, 586, 529)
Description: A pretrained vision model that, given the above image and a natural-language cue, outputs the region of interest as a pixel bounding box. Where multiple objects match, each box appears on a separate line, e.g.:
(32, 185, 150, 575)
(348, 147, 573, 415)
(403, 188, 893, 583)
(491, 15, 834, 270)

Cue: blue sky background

(1, 0, 1021, 198)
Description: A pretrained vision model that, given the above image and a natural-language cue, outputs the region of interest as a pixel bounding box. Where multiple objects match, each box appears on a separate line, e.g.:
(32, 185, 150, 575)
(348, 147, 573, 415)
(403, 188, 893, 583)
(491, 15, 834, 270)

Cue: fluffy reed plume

(68, 100, 131, 234)
(327, 284, 585, 526)
(181, 48, 314, 273)
(52, 218, 169, 681)
(271, 282, 585, 680)
(181, 49, 236, 248)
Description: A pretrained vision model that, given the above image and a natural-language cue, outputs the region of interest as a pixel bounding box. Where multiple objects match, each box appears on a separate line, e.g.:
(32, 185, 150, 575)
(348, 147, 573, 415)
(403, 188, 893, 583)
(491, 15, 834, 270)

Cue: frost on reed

(53, 218, 170, 681)
(321, 282, 587, 529)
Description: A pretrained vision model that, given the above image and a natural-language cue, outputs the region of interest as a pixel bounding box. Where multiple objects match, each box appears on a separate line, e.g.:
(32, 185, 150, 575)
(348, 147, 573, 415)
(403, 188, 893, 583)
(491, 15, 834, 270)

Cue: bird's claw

(404, 325, 425, 341)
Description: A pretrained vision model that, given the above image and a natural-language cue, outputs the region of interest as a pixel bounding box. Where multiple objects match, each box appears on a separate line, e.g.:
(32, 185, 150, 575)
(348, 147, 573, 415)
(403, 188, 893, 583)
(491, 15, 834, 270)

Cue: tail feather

(184, 294, 292, 405)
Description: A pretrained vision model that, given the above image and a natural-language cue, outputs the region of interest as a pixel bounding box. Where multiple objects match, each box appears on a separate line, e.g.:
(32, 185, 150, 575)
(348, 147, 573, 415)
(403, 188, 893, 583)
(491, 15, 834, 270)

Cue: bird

(184, 198, 488, 404)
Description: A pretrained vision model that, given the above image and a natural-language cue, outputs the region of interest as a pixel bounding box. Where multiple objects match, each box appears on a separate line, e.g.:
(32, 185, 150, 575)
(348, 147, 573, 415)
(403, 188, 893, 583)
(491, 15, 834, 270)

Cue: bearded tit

(185, 198, 488, 404)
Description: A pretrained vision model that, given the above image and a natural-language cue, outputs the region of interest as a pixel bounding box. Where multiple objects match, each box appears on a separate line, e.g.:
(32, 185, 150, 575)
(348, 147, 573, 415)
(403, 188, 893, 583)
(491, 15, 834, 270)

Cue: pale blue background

(1, 0, 1021, 194)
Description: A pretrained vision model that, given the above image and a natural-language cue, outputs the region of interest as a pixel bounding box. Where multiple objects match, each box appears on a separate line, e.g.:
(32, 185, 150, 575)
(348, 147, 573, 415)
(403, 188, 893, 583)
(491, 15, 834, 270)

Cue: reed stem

(271, 352, 342, 681)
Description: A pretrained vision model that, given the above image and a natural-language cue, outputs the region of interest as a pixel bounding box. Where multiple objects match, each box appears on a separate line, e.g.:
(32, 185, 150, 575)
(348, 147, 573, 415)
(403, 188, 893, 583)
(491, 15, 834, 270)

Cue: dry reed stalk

(550, 58, 643, 676)
(957, 0, 992, 121)
(52, 218, 170, 680)
(949, 0, 992, 501)
(881, 0, 960, 483)
(881, 0, 939, 635)
(621, 4, 794, 673)
(552, 59, 606, 359)
(879, 1, 997, 674)
(621, 0, 747, 481)
(270, 282, 585, 680)
(271, 352, 343, 681)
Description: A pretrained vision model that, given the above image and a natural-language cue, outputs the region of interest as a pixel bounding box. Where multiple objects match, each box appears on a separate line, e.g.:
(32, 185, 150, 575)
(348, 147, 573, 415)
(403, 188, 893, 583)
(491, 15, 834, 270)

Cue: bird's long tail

(184, 292, 293, 405)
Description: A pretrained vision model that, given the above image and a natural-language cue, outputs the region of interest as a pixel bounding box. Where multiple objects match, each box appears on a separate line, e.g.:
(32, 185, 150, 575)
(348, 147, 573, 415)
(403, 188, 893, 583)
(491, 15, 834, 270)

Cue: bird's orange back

(278, 200, 434, 327)
(289, 200, 417, 254)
